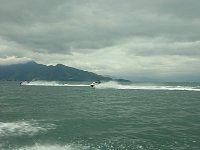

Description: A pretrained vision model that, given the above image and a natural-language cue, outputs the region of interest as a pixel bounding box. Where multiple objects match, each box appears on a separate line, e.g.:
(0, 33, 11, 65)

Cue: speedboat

(90, 81, 101, 87)
(20, 81, 30, 85)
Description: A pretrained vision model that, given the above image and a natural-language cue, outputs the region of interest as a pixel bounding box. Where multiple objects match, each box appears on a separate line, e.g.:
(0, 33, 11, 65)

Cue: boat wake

(20, 81, 200, 91)
(20, 81, 89, 87)
(95, 81, 200, 91)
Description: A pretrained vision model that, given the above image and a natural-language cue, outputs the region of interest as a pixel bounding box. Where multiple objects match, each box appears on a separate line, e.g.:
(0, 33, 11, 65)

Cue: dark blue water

(0, 81, 200, 150)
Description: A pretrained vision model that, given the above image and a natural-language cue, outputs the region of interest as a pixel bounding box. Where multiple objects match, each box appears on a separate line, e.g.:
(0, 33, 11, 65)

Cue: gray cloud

(158, 0, 200, 19)
(0, 0, 200, 81)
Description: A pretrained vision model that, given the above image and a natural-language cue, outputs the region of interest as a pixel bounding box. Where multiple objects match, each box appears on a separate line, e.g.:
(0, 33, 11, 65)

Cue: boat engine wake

(20, 81, 200, 91)
(20, 81, 89, 87)
(95, 81, 200, 91)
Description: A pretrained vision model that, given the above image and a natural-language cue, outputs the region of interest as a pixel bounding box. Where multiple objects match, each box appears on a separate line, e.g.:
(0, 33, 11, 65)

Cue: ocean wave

(0, 120, 56, 137)
(15, 144, 92, 150)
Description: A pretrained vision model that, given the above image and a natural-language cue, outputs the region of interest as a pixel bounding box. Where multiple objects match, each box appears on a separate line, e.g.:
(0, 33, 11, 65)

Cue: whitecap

(0, 120, 56, 137)
(16, 144, 92, 150)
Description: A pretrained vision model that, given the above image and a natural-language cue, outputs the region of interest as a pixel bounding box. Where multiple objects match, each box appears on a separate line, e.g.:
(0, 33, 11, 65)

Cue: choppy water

(0, 81, 200, 150)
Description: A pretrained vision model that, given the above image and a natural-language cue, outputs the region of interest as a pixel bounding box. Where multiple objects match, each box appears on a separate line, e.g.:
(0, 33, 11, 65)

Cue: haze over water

(0, 81, 200, 150)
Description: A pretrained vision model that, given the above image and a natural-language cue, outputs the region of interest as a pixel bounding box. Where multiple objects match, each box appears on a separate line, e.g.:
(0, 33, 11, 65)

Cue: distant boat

(90, 81, 101, 87)
(20, 81, 29, 85)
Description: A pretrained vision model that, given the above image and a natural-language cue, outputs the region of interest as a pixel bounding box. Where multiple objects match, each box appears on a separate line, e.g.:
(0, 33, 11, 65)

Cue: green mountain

(0, 61, 112, 81)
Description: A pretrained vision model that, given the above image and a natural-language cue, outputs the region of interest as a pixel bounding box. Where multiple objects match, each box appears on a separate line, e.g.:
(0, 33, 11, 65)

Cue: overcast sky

(0, 0, 200, 81)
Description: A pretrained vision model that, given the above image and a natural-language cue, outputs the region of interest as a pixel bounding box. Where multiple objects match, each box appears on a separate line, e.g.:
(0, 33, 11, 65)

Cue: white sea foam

(21, 81, 65, 86)
(0, 121, 55, 137)
(95, 81, 200, 91)
(21, 80, 200, 91)
(16, 144, 92, 150)
(21, 81, 89, 87)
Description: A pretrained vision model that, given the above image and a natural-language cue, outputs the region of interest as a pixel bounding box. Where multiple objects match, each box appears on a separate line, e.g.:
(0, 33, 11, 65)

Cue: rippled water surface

(0, 81, 200, 150)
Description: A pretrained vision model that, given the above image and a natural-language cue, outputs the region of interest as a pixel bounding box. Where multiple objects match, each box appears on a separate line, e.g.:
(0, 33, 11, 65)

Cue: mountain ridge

(0, 61, 114, 81)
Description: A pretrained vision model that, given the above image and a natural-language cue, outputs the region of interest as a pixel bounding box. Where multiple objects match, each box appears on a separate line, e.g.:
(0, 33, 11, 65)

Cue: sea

(0, 81, 200, 150)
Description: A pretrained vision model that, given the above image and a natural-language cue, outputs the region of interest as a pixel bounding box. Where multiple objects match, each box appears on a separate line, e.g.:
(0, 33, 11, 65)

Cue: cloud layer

(0, 0, 200, 81)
